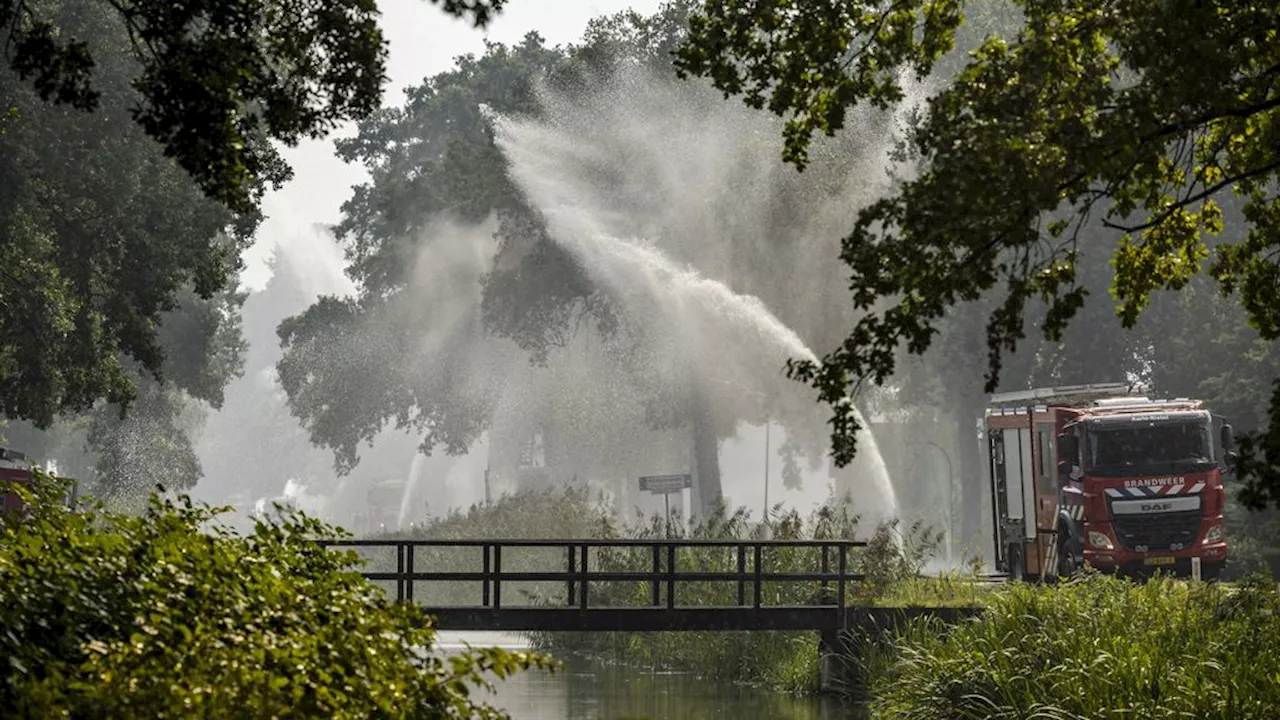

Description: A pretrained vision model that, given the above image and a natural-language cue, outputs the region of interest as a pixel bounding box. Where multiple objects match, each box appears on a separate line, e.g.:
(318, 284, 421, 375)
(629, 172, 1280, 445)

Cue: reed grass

(867, 570, 1280, 719)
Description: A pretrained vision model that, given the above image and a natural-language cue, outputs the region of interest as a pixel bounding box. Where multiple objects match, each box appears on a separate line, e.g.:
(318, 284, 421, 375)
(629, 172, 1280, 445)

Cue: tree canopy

(1, 0, 252, 429)
(673, 0, 1280, 508)
(1, 0, 508, 430)
(1, 0, 512, 495)
(277, 31, 574, 473)
(3, 0, 505, 214)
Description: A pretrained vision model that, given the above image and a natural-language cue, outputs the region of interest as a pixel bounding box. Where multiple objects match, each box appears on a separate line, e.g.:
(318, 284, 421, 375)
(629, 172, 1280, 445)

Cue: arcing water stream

(489, 70, 900, 528)
(195, 55, 933, 544)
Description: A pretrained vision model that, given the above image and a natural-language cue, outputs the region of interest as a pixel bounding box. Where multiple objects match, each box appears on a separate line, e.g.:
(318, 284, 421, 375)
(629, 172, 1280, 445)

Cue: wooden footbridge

(319, 537, 991, 694)
(317, 538, 988, 633)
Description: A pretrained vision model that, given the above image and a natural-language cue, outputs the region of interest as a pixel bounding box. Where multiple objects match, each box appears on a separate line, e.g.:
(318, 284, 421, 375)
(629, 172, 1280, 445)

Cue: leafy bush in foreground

(0, 474, 550, 719)
(870, 571, 1280, 720)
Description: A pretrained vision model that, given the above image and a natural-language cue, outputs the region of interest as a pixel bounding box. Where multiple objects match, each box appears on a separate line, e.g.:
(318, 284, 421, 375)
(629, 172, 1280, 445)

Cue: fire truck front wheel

(1056, 528, 1080, 578)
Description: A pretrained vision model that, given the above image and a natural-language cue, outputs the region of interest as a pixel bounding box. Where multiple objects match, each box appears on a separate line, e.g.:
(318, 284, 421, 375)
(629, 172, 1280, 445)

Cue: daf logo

(1142, 502, 1174, 512)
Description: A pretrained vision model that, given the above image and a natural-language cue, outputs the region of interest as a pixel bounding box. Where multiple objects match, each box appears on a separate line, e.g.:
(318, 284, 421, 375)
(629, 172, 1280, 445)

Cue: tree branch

(1139, 95, 1280, 147)
(839, 0, 913, 75)
(99, 0, 161, 61)
(1101, 158, 1280, 234)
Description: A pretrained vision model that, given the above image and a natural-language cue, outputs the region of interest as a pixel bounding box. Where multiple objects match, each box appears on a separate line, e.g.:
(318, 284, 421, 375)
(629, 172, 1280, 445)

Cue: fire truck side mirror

(1220, 423, 1235, 452)
(1057, 433, 1079, 464)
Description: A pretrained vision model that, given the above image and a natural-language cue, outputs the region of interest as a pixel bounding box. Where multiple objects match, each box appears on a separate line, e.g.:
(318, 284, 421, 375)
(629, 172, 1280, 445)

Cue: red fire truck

(985, 383, 1230, 580)
(1, 447, 77, 517)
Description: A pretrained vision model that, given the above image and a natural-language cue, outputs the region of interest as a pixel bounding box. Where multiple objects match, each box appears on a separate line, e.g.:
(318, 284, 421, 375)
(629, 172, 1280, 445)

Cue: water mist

(197, 53, 950, 544)
(490, 62, 909, 529)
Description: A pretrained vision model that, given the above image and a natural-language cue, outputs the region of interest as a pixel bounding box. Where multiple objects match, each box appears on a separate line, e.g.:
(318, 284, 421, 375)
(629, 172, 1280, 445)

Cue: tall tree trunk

(950, 313, 1000, 568)
(689, 382, 722, 520)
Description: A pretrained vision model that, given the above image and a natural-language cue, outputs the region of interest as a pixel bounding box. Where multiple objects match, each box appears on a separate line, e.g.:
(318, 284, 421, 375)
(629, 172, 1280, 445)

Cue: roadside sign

(640, 474, 691, 539)
(639, 474, 692, 494)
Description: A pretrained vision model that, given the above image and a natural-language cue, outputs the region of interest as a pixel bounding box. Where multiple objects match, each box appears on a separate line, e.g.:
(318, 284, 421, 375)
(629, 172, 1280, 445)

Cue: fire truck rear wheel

(1008, 544, 1025, 582)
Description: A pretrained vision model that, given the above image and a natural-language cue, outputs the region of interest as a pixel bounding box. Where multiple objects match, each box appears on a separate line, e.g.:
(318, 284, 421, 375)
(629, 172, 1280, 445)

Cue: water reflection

(435, 632, 861, 720)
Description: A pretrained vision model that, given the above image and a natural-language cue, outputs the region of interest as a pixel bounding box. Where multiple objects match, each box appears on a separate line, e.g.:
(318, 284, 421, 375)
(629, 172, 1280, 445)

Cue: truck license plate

(1144, 556, 1176, 566)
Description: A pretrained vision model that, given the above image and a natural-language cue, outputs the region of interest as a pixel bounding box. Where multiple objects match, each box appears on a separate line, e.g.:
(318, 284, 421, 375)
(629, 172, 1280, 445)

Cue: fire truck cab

(1, 447, 35, 515)
(1, 447, 78, 517)
(985, 383, 1230, 581)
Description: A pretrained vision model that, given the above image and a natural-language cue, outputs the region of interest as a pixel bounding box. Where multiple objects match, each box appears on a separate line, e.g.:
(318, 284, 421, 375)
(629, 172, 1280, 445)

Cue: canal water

(435, 632, 861, 720)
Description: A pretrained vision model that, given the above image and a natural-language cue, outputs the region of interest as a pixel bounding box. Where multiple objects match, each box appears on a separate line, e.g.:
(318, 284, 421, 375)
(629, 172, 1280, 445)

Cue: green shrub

(0, 473, 550, 719)
(353, 486, 621, 607)
(1222, 493, 1280, 580)
(869, 570, 1280, 719)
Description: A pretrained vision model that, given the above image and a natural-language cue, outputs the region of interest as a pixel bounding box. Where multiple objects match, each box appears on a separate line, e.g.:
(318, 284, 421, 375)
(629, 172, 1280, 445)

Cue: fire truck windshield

(1084, 414, 1215, 477)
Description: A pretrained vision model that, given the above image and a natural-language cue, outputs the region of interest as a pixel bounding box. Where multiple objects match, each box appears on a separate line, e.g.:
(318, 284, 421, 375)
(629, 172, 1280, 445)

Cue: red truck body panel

(1, 449, 77, 516)
(1, 463, 35, 515)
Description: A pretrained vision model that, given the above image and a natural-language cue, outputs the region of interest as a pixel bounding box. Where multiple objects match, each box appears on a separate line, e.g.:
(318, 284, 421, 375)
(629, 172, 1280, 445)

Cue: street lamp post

(763, 422, 770, 524)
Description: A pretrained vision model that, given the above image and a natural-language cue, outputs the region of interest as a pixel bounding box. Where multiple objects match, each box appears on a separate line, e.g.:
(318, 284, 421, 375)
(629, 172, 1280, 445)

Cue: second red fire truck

(985, 383, 1231, 580)
(1, 446, 78, 517)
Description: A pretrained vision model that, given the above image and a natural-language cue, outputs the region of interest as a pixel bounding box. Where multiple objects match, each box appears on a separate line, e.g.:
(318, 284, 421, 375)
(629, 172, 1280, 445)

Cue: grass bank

(863, 571, 1280, 719)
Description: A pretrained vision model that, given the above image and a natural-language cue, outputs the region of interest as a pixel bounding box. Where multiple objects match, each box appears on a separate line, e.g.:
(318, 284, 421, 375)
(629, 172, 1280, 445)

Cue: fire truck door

(1034, 424, 1058, 536)
(988, 429, 1008, 562)
(1002, 427, 1036, 542)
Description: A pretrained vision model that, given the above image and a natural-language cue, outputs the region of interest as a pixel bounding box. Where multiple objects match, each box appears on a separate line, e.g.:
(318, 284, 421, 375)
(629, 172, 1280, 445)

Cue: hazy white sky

(243, 0, 661, 290)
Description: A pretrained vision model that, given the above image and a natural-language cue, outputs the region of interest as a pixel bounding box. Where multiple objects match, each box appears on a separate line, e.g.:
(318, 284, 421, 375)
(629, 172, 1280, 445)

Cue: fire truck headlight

(1088, 531, 1114, 550)
(1203, 524, 1224, 544)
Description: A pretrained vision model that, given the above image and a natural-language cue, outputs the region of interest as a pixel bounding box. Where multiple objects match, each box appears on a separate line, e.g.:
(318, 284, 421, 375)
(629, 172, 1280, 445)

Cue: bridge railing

(317, 538, 867, 613)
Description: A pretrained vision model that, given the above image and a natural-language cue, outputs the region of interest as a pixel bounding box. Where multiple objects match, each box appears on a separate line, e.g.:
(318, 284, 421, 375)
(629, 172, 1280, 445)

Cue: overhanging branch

(1101, 158, 1280, 234)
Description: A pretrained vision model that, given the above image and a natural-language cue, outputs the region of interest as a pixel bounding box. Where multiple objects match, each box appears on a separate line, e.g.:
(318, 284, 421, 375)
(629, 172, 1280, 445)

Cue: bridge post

(579, 544, 589, 610)
(821, 545, 830, 598)
(752, 545, 762, 608)
(405, 544, 415, 603)
(493, 545, 502, 609)
(837, 545, 848, 628)
(481, 544, 490, 607)
(395, 543, 405, 602)
(567, 545, 576, 606)
(666, 543, 676, 609)
(650, 545, 660, 606)
(736, 544, 746, 606)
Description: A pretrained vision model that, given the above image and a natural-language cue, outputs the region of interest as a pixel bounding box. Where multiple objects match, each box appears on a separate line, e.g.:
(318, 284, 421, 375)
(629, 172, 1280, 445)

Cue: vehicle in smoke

(252, 494, 299, 519)
(986, 383, 1230, 581)
(352, 478, 406, 533)
(1, 447, 78, 517)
